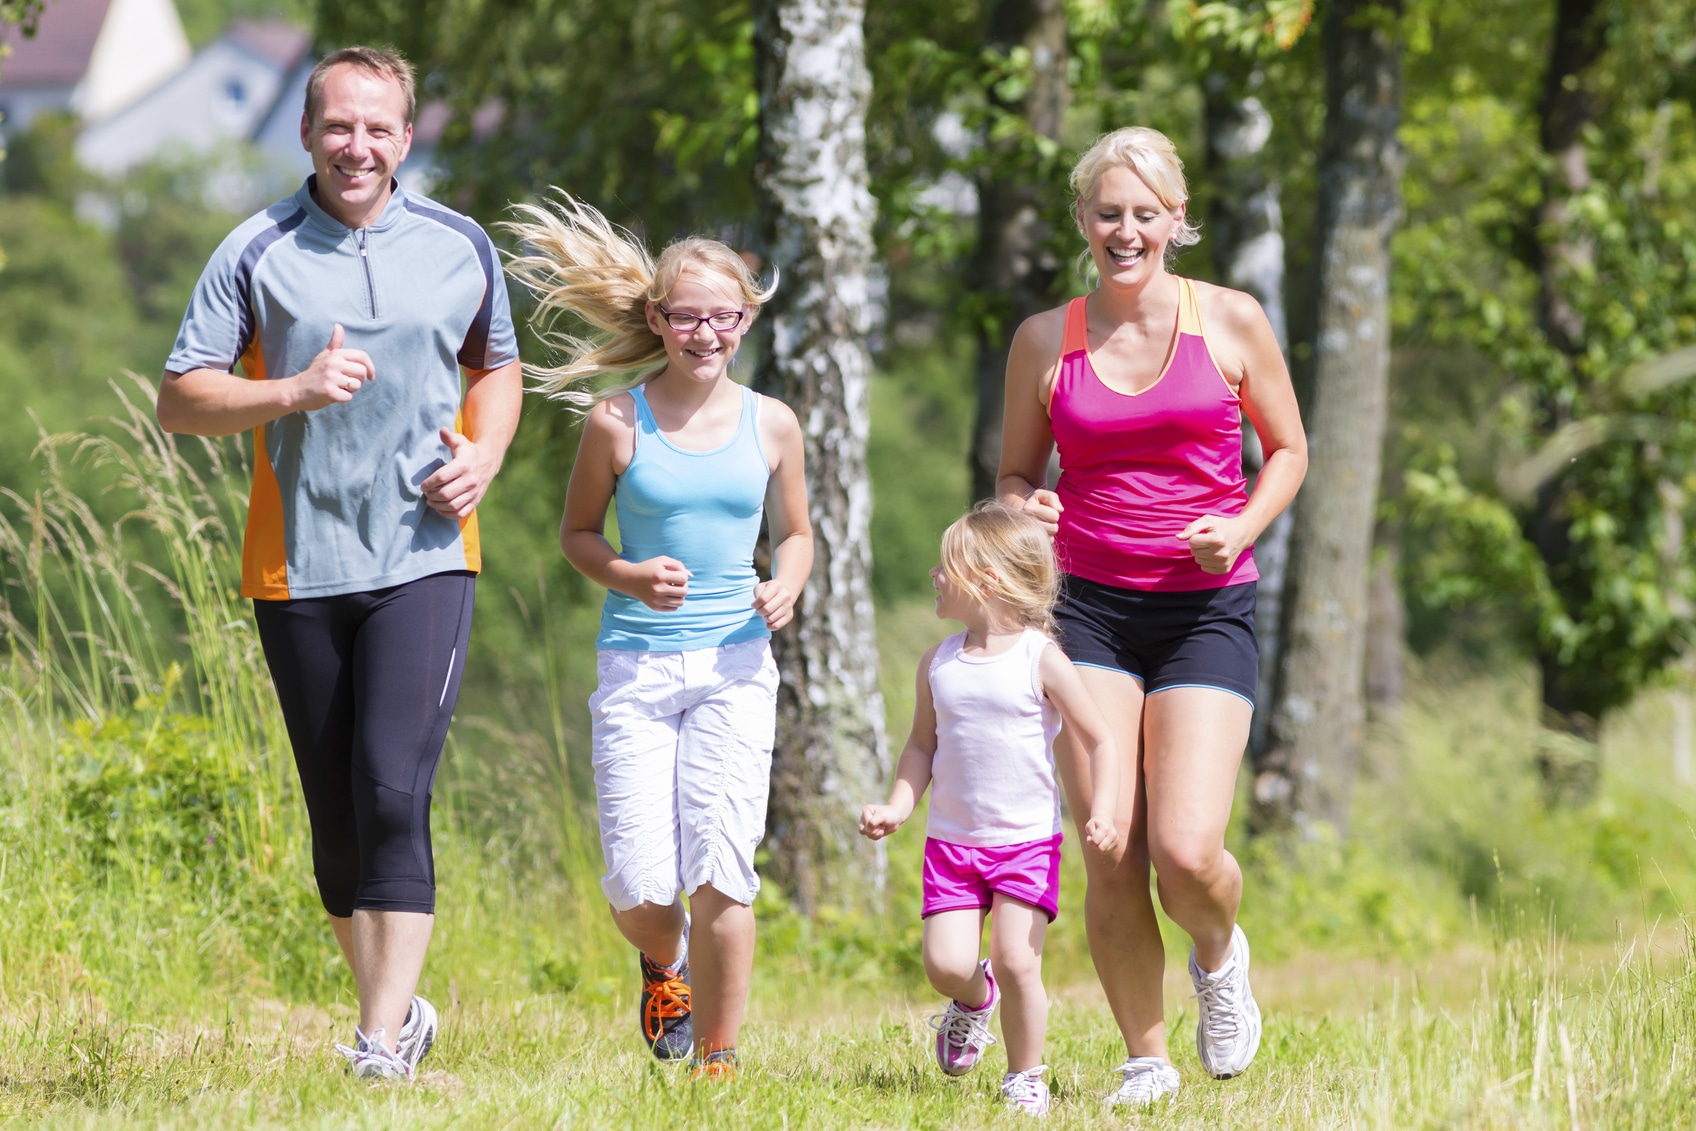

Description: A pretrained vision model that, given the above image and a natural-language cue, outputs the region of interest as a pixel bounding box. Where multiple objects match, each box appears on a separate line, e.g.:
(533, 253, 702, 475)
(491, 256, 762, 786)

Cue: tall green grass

(0, 378, 629, 1018)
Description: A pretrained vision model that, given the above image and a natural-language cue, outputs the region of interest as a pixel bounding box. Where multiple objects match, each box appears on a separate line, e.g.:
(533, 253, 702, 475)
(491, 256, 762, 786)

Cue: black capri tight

(252, 571, 475, 917)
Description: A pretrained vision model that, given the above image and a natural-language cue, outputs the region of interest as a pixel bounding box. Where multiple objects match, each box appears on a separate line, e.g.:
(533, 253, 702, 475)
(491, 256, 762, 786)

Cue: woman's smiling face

(1078, 164, 1185, 287)
(646, 268, 750, 384)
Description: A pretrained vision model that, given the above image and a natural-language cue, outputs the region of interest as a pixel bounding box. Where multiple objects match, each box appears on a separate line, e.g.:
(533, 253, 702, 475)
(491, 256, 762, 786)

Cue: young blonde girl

(504, 194, 813, 1080)
(860, 502, 1120, 1116)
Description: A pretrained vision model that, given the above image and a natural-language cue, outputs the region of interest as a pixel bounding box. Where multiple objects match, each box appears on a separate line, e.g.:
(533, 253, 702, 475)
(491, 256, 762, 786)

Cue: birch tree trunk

(1204, 66, 1296, 759)
(968, 0, 1069, 502)
(1364, 541, 1404, 717)
(753, 0, 890, 913)
(1256, 0, 1403, 833)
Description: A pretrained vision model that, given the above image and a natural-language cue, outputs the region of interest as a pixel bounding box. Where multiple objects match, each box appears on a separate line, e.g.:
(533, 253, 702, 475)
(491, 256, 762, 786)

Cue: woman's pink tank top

(1050, 277, 1259, 592)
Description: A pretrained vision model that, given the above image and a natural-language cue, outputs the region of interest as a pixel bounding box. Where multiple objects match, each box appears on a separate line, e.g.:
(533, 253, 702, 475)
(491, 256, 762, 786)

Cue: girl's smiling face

(930, 561, 980, 623)
(646, 268, 750, 384)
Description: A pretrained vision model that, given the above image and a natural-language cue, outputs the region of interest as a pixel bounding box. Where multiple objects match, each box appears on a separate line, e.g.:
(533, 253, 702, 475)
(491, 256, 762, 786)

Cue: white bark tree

(1258, 0, 1404, 832)
(753, 0, 889, 912)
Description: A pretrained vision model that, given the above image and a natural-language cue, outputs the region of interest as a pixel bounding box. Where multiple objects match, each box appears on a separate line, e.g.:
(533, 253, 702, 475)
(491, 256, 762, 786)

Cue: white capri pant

(589, 639, 779, 911)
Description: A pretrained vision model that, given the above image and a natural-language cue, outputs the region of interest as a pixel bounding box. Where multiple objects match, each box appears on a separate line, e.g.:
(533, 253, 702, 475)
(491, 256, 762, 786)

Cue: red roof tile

(227, 17, 308, 71)
(0, 0, 113, 88)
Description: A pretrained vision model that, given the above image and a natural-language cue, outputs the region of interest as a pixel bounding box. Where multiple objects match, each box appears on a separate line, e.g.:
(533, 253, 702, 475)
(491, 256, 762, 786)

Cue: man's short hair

(304, 46, 417, 127)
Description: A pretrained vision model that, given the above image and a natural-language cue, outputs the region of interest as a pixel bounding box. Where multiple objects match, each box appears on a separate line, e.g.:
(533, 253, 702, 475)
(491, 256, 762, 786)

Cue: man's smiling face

(301, 64, 412, 229)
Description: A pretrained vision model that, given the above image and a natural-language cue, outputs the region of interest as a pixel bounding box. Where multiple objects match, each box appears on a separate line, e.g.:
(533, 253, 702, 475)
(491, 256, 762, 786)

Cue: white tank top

(925, 628, 1063, 848)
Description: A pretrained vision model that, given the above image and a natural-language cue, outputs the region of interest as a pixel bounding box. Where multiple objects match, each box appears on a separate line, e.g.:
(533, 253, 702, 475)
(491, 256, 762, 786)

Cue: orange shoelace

(642, 973, 691, 1042)
(690, 1050, 738, 1082)
(690, 1058, 736, 1082)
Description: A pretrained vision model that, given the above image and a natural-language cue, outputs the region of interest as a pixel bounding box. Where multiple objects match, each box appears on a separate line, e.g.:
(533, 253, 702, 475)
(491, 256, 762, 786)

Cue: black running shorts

(1053, 575, 1258, 707)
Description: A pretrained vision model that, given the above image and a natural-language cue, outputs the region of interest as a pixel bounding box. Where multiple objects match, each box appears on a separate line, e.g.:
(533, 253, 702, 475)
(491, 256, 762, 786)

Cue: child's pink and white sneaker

(1001, 1065, 1050, 1116)
(928, 959, 999, 1076)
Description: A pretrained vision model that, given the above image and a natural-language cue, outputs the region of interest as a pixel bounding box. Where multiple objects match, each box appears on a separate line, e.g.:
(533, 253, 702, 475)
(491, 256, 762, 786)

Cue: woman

(504, 195, 812, 1080)
(997, 127, 1307, 1107)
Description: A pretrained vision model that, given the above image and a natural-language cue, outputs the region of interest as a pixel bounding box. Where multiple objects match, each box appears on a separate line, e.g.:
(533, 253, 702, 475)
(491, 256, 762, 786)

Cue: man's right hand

(291, 324, 375, 410)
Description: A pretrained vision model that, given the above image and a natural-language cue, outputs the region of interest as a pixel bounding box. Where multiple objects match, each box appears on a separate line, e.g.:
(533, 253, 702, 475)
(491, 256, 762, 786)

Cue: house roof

(0, 0, 113, 87)
(226, 17, 309, 71)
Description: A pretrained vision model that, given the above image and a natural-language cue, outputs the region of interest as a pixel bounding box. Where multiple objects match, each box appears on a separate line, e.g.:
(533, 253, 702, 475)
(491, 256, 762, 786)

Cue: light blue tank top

(596, 383, 773, 652)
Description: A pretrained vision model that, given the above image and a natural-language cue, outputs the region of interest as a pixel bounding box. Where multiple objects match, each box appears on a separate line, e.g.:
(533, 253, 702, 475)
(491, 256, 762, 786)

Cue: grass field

(4, 392, 1696, 1126)
(3, 922, 1694, 1127)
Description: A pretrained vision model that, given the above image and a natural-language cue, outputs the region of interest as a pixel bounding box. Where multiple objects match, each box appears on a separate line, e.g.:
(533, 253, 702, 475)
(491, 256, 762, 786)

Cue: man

(157, 46, 522, 1080)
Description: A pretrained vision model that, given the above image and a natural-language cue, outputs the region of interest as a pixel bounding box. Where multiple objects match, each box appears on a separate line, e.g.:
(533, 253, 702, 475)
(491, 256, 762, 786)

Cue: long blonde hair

(501, 192, 777, 408)
(939, 502, 1060, 637)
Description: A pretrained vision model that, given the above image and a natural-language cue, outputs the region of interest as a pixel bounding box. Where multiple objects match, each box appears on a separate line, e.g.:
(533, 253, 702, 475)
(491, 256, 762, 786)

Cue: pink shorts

(922, 834, 1063, 922)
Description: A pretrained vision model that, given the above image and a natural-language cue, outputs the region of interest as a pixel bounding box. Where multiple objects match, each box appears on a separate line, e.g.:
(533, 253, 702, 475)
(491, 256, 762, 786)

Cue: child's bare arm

(860, 645, 941, 840)
(1039, 645, 1122, 854)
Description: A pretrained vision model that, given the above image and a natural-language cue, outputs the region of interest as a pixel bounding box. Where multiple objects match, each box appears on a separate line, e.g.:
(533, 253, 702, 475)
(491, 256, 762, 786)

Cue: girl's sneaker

(639, 951, 693, 1060)
(639, 917, 693, 1060)
(1001, 1065, 1051, 1116)
(928, 959, 999, 1076)
(1105, 1057, 1181, 1108)
(334, 1027, 411, 1081)
(689, 1048, 738, 1081)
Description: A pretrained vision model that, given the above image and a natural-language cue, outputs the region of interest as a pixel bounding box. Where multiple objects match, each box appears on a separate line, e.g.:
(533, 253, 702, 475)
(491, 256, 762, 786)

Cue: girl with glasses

(504, 194, 813, 1081)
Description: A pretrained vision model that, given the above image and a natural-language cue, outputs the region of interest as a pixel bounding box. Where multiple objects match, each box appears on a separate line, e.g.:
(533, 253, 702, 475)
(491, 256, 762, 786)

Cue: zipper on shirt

(356, 228, 379, 318)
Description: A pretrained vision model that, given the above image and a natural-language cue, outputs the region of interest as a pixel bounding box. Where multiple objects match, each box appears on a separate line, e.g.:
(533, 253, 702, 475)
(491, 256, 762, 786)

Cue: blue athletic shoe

(639, 950, 692, 1060)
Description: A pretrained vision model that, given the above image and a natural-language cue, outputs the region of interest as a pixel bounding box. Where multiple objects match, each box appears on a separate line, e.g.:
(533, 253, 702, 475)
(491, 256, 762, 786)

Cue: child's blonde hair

(939, 502, 1060, 636)
(501, 191, 777, 409)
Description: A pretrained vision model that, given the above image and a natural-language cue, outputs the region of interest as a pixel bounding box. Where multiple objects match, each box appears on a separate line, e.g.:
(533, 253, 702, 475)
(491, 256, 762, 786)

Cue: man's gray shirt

(167, 177, 519, 600)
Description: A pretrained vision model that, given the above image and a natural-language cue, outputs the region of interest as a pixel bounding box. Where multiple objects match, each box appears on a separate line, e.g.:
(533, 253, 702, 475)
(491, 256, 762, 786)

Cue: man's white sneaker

(1000, 1065, 1050, 1116)
(1190, 923, 1263, 1078)
(395, 995, 438, 1074)
(334, 1027, 412, 1080)
(1104, 1057, 1181, 1108)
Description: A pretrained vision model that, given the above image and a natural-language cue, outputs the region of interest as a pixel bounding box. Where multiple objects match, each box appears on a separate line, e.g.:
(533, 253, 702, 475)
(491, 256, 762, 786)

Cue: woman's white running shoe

(1104, 1057, 1181, 1108)
(1190, 923, 1263, 1078)
(1000, 1065, 1051, 1116)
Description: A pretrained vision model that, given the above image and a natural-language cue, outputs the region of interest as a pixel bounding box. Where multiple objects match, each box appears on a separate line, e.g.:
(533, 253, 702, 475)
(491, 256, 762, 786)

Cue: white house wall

(73, 0, 190, 122)
(76, 39, 285, 177)
(249, 56, 314, 191)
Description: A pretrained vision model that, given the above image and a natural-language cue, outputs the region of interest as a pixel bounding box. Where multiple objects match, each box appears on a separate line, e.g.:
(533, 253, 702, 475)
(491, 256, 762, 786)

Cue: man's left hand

(422, 428, 498, 519)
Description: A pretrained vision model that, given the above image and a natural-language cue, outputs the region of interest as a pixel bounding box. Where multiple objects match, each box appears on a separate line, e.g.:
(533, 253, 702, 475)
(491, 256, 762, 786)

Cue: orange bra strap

(1062, 296, 1089, 356)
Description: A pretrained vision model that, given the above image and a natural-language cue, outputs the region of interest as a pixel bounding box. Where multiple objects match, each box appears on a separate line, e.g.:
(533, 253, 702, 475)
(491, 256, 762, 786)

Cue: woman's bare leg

(1141, 688, 1252, 972)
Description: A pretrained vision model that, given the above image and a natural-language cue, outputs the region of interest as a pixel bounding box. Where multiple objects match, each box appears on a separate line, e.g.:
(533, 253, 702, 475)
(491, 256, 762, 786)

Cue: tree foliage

(317, 0, 762, 237)
(0, 0, 46, 34)
(1393, 0, 1696, 725)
